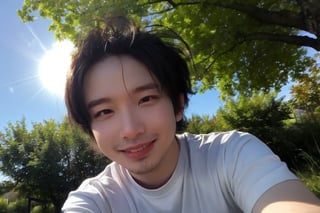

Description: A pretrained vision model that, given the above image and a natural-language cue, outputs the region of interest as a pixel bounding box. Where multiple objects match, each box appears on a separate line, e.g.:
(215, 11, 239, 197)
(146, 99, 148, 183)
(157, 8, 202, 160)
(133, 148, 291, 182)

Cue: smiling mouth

(125, 143, 151, 153)
(122, 140, 155, 159)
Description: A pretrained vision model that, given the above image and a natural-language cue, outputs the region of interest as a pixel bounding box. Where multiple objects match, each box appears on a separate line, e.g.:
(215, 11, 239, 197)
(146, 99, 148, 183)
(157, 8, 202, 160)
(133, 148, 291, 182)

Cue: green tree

(216, 92, 291, 144)
(7, 199, 28, 213)
(0, 118, 108, 213)
(0, 198, 8, 213)
(17, 0, 318, 98)
(290, 54, 320, 116)
(186, 114, 218, 133)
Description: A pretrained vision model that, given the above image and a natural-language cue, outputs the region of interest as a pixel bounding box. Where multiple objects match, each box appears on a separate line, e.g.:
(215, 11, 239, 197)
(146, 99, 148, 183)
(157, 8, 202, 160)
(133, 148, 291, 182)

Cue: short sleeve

(62, 191, 106, 213)
(61, 178, 113, 213)
(222, 131, 297, 213)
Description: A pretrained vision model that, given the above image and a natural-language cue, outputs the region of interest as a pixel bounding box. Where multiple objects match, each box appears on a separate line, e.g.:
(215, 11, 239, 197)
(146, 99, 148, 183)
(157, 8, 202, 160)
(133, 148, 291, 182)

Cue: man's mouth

(125, 143, 151, 153)
(122, 140, 155, 160)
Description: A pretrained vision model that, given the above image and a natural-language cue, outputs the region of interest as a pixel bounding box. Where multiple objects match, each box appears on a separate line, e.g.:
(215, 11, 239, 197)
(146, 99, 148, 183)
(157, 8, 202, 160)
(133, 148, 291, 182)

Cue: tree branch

(207, 2, 306, 31)
(145, 1, 307, 31)
(241, 32, 320, 50)
(142, 0, 320, 50)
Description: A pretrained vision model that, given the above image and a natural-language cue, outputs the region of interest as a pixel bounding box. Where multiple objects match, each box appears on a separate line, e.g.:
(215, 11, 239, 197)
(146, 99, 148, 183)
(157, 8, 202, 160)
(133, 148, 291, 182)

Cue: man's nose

(120, 108, 144, 140)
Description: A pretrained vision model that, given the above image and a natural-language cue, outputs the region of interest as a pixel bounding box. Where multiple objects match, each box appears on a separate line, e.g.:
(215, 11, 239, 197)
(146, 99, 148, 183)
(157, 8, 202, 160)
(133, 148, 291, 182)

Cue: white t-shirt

(62, 131, 297, 213)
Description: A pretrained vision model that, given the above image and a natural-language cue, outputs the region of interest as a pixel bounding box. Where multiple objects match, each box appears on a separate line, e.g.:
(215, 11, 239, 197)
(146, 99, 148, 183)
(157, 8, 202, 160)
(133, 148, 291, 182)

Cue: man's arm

(253, 180, 320, 213)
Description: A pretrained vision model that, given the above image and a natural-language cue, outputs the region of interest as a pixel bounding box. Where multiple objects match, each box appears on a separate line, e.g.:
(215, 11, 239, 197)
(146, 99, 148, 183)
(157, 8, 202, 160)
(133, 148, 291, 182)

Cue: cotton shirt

(62, 131, 297, 213)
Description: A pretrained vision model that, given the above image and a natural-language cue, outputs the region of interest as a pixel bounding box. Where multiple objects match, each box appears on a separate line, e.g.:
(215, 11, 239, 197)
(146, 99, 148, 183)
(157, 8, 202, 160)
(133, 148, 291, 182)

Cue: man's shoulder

(76, 162, 121, 190)
(177, 130, 264, 166)
(177, 130, 254, 148)
(62, 162, 130, 212)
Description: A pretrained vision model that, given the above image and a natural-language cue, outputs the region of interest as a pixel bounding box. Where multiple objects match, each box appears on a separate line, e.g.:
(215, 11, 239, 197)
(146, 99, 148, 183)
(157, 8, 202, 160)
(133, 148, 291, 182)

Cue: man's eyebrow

(87, 97, 111, 110)
(87, 83, 160, 109)
(133, 82, 160, 93)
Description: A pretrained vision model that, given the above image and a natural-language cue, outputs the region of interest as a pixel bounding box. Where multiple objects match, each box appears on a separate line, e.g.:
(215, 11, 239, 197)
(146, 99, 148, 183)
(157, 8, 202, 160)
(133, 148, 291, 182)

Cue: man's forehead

(84, 55, 161, 98)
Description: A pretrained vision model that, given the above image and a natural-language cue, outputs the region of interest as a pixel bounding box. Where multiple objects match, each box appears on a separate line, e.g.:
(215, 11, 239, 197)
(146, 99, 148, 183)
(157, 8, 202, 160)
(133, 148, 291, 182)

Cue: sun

(38, 40, 74, 97)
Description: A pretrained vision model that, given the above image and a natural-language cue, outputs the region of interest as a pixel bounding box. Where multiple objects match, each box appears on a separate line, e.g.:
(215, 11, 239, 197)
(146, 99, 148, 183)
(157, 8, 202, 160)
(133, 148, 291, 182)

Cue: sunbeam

(25, 24, 47, 52)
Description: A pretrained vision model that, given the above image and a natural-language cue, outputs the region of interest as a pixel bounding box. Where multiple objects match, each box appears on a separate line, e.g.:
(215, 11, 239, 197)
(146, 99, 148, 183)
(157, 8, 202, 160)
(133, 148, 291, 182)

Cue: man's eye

(94, 109, 112, 118)
(139, 96, 158, 105)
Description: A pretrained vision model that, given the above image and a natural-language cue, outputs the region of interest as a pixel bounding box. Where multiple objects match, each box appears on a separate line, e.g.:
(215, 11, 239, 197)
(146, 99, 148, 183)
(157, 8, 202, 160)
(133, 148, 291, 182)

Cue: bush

(277, 120, 320, 170)
(295, 150, 320, 198)
(31, 204, 55, 213)
(31, 205, 42, 213)
(7, 199, 27, 213)
(0, 198, 9, 213)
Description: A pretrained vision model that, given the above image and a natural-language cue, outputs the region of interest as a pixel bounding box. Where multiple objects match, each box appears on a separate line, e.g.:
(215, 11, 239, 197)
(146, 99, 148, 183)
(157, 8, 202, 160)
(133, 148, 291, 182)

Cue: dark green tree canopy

(0, 118, 108, 212)
(18, 0, 319, 97)
(216, 92, 291, 137)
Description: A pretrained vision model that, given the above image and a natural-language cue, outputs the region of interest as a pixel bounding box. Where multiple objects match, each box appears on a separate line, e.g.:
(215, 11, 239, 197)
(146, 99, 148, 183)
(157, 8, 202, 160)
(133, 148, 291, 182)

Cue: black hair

(65, 16, 193, 138)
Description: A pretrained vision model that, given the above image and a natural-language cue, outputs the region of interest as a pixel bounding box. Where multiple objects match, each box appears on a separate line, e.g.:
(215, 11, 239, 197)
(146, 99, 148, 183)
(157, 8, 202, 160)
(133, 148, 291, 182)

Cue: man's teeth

(127, 144, 149, 153)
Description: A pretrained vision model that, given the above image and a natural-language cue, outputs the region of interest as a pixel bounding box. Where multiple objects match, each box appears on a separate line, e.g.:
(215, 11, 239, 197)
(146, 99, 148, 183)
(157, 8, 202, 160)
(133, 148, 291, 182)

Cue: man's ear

(175, 94, 185, 122)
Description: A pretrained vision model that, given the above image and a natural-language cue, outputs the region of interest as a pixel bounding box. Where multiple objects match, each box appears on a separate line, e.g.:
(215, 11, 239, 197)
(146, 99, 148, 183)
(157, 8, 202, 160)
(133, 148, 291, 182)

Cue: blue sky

(1, 1, 66, 131)
(0, 0, 224, 133)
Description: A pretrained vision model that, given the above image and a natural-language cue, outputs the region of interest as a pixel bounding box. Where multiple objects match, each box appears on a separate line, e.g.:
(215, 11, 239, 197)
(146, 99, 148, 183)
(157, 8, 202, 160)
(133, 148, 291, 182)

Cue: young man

(62, 16, 320, 212)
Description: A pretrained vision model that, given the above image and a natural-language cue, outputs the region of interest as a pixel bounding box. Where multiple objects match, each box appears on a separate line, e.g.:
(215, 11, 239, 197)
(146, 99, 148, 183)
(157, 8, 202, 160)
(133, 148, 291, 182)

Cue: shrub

(31, 204, 55, 213)
(295, 150, 320, 198)
(0, 198, 9, 213)
(7, 199, 27, 213)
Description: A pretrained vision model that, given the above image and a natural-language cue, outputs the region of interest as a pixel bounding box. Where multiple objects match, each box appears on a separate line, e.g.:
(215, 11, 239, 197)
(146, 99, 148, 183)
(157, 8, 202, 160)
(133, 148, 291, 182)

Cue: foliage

(185, 115, 218, 133)
(0, 118, 109, 213)
(0, 181, 15, 196)
(215, 92, 291, 144)
(0, 198, 8, 213)
(280, 118, 320, 170)
(7, 199, 28, 213)
(31, 204, 54, 213)
(0, 197, 56, 213)
(17, 0, 318, 98)
(290, 54, 320, 114)
(286, 63, 320, 169)
(295, 149, 320, 198)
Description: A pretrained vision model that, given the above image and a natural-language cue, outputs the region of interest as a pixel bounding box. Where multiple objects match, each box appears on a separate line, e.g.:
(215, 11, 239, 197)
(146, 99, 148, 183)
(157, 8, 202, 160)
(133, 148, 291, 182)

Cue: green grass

(295, 149, 320, 198)
(297, 171, 320, 198)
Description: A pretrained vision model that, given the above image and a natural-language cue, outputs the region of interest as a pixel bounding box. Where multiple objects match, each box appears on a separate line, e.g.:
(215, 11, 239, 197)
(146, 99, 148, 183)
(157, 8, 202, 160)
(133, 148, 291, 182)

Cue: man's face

(84, 55, 182, 186)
